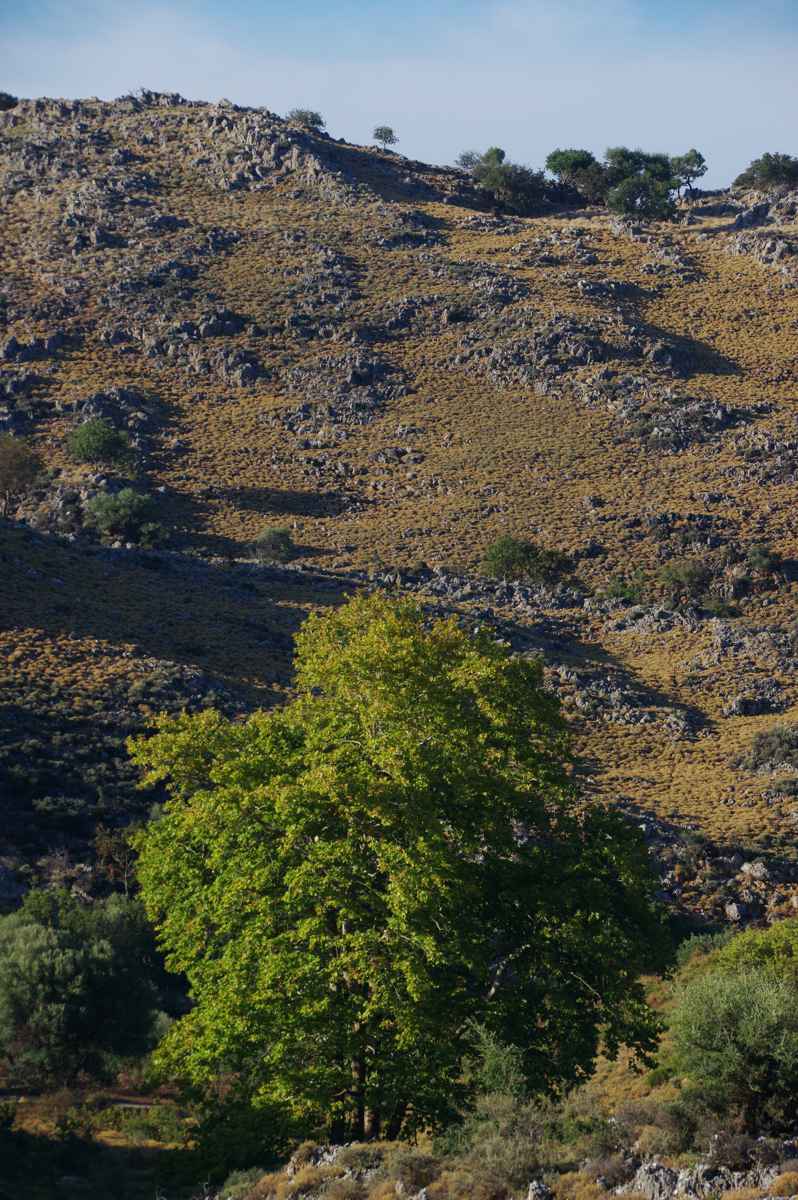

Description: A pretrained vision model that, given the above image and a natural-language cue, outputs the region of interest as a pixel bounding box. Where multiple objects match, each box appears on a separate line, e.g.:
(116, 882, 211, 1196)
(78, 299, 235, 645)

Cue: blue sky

(2, 0, 797, 186)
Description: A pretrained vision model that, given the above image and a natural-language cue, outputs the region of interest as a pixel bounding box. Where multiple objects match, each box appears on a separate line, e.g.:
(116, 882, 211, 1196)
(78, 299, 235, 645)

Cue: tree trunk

(352, 1049, 366, 1140)
(385, 1100, 408, 1141)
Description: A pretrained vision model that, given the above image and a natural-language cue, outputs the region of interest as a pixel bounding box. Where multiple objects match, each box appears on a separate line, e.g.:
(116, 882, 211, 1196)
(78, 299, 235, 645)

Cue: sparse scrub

(252, 526, 296, 562)
(287, 108, 325, 129)
(84, 487, 160, 545)
(735, 724, 798, 773)
(657, 557, 713, 603)
(67, 417, 132, 465)
(481, 535, 570, 583)
(0, 434, 42, 516)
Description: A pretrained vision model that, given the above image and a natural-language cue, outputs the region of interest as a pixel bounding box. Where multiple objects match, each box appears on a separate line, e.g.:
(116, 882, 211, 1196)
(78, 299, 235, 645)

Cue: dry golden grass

(4, 103, 798, 852)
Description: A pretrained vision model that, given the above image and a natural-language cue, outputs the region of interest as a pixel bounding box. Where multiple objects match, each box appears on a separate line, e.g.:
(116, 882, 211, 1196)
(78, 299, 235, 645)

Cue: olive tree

(671, 149, 707, 197)
(373, 125, 398, 150)
(286, 108, 325, 130)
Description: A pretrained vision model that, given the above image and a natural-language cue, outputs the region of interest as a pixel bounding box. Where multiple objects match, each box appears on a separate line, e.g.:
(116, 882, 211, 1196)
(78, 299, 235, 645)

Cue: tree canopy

(0, 890, 162, 1084)
(671, 148, 707, 196)
(462, 147, 549, 213)
(286, 108, 325, 130)
(373, 125, 398, 150)
(133, 593, 665, 1142)
(734, 152, 798, 191)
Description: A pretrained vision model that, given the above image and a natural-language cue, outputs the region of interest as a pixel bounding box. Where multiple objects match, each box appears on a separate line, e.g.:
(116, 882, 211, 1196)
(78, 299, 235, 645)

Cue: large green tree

(132, 593, 665, 1141)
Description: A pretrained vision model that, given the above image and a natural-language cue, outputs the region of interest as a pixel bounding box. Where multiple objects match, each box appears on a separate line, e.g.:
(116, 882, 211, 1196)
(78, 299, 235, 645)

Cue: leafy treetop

(373, 125, 398, 149)
(286, 108, 326, 129)
(133, 592, 666, 1143)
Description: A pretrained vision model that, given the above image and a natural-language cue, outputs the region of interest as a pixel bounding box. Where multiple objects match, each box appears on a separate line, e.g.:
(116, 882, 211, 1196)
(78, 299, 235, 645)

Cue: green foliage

(0, 433, 42, 516)
(0, 92, 18, 111)
(545, 148, 598, 181)
(470, 147, 548, 212)
(673, 928, 733, 970)
(603, 570, 647, 604)
(373, 125, 398, 149)
(671, 148, 707, 195)
(657, 557, 713, 603)
(711, 916, 798, 981)
(607, 174, 676, 220)
(132, 593, 665, 1142)
(0, 890, 162, 1084)
(84, 487, 160, 545)
(252, 525, 296, 563)
(605, 146, 674, 186)
(734, 152, 798, 190)
(670, 967, 798, 1132)
(456, 150, 481, 171)
(545, 149, 610, 203)
(287, 108, 325, 129)
(481, 535, 569, 583)
(735, 723, 798, 772)
(66, 418, 131, 465)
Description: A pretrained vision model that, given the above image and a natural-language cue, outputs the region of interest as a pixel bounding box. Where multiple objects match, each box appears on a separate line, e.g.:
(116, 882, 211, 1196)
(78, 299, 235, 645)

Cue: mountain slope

(3, 91, 798, 918)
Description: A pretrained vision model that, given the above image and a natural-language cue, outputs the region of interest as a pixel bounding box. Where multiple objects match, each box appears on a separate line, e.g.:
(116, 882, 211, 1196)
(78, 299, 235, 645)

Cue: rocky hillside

(3, 91, 798, 923)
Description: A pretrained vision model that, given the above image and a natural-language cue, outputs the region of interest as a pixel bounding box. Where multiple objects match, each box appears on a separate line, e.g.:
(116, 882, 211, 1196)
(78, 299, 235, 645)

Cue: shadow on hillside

(0, 1123, 201, 1200)
(490, 606, 712, 738)
(0, 521, 355, 703)
(317, 139, 468, 205)
(634, 319, 741, 378)
(216, 484, 355, 519)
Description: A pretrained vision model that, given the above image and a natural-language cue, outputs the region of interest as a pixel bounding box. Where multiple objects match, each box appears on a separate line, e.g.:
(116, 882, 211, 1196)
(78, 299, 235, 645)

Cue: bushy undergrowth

(481, 536, 570, 583)
(252, 526, 297, 563)
(67, 418, 132, 465)
(735, 724, 798, 773)
(85, 487, 161, 545)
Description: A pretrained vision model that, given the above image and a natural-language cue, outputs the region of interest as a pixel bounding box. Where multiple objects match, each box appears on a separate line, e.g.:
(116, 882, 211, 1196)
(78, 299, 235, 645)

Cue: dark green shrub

(604, 571, 647, 603)
(252, 526, 296, 563)
(67, 418, 131, 465)
(670, 967, 798, 1133)
(0, 891, 162, 1085)
(674, 928, 733, 969)
(734, 153, 798, 191)
(657, 557, 713, 602)
(481, 536, 569, 583)
(286, 108, 325, 129)
(84, 487, 160, 545)
(735, 724, 798, 772)
(607, 175, 675, 220)
(470, 147, 549, 213)
(0, 92, 17, 112)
